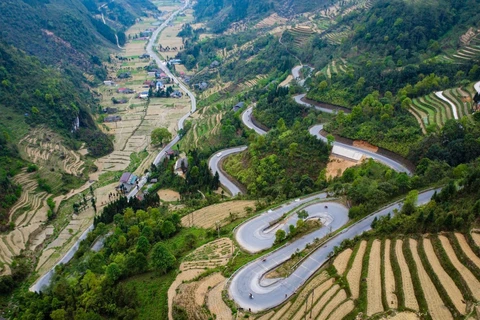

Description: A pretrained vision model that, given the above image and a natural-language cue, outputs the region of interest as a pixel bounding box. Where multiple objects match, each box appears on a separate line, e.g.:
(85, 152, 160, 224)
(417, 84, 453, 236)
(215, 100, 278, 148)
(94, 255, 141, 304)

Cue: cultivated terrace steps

(254, 232, 480, 320)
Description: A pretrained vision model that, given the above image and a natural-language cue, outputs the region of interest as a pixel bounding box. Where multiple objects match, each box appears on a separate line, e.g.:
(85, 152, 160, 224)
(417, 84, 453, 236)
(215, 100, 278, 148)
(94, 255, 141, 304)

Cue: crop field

(168, 238, 234, 320)
(409, 87, 473, 131)
(286, 26, 316, 48)
(444, 31, 480, 62)
(256, 233, 480, 319)
(178, 105, 225, 151)
(319, 58, 351, 79)
(181, 200, 256, 229)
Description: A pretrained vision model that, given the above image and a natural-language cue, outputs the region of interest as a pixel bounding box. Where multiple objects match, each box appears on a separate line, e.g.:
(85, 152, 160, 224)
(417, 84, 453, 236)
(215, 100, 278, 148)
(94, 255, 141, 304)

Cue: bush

(26, 164, 38, 172)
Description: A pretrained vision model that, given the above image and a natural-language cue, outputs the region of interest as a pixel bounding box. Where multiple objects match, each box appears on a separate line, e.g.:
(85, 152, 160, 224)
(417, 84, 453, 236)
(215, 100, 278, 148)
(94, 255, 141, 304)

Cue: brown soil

(285, 273, 332, 320)
(328, 299, 354, 320)
(316, 289, 347, 319)
(168, 269, 203, 320)
(194, 273, 224, 306)
(326, 155, 360, 178)
(471, 231, 480, 247)
(454, 233, 480, 270)
(268, 301, 292, 320)
(438, 235, 480, 300)
(384, 312, 420, 320)
(409, 239, 453, 320)
(367, 240, 384, 316)
(423, 237, 465, 314)
(207, 279, 232, 320)
(307, 284, 340, 319)
(181, 200, 256, 229)
(346, 240, 367, 299)
(157, 189, 181, 202)
(384, 239, 398, 309)
(333, 248, 352, 275)
(395, 239, 419, 311)
(353, 140, 378, 152)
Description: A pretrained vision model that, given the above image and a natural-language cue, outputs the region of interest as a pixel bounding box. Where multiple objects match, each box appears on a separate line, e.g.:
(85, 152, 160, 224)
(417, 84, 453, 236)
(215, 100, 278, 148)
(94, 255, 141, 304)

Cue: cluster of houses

(118, 172, 139, 193)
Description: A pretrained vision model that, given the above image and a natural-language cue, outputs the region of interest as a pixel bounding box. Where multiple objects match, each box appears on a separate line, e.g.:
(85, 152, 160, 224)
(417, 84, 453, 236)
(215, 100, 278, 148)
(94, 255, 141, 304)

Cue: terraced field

(178, 105, 225, 151)
(286, 26, 315, 48)
(254, 233, 480, 319)
(323, 29, 351, 45)
(0, 170, 51, 274)
(409, 87, 473, 130)
(319, 59, 350, 78)
(444, 31, 480, 62)
(18, 128, 85, 176)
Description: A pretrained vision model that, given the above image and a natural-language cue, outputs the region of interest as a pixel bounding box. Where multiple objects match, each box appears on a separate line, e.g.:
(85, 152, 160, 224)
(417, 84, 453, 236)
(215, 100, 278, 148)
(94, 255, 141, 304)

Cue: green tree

(136, 236, 150, 254)
(151, 127, 172, 146)
(401, 190, 418, 215)
(105, 262, 121, 283)
(150, 243, 176, 273)
(275, 229, 286, 244)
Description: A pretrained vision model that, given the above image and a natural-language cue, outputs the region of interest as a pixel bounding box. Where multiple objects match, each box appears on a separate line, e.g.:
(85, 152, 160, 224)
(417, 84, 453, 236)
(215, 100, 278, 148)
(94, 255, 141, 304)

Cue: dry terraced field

(254, 233, 480, 319)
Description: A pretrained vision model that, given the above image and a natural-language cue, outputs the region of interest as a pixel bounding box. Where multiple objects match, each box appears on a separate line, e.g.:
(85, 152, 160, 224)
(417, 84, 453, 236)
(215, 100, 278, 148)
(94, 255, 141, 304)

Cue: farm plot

(284, 273, 333, 320)
(409, 239, 453, 320)
(287, 26, 315, 48)
(367, 240, 384, 316)
(395, 239, 419, 310)
(333, 247, 352, 274)
(444, 32, 480, 63)
(346, 240, 367, 299)
(423, 237, 466, 314)
(384, 239, 398, 309)
(18, 128, 85, 176)
(0, 171, 51, 274)
(181, 238, 233, 271)
(409, 87, 471, 129)
(207, 279, 232, 320)
(181, 200, 256, 229)
(169, 238, 234, 320)
(438, 235, 480, 300)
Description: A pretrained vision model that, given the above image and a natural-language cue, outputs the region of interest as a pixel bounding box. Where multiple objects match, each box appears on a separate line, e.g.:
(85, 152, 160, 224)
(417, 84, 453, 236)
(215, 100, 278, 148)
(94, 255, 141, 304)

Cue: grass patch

(121, 271, 176, 320)
(390, 238, 405, 310)
(357, 239, 372, 313)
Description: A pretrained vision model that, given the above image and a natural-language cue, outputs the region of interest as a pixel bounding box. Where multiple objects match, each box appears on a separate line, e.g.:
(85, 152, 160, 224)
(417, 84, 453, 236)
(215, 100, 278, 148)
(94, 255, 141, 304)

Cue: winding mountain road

(208, 146, 248, 196)
(229, 189, 437, 312)
(220, 67, 421, 312)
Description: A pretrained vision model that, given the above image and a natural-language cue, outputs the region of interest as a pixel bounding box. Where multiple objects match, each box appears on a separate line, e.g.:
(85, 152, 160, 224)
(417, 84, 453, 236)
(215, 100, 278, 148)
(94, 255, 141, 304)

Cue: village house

(104, 115, 122, 122)
(103, 80, 116, 86)
(232, 101, 244, 112)
(117, 88, 135, 94)
(102, 107, 118, 114)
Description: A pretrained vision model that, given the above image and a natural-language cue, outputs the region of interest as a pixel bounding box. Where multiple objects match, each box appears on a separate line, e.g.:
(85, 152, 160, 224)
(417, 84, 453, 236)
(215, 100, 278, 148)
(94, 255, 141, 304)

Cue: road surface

(30, 0, 195, 293)
(229, 189, 438, 312)
(435, 91, 459, 120)
(239, 104, 412, 175)
(294, 93, 336, 114)
(208, 147, 248, 196)
(236, 193, 331, 253)
(309, 124, 412, 175)
(241, 107, 267, 135)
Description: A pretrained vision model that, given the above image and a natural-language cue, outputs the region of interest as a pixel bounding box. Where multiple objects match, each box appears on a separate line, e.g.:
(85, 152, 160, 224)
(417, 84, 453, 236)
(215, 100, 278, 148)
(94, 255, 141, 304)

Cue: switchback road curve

(229, 189, 437, 312)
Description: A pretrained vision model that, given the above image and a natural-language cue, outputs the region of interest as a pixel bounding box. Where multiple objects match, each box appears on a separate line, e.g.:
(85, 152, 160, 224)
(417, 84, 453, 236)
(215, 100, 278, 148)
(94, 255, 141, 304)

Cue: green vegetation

(150, 127, 172, 146)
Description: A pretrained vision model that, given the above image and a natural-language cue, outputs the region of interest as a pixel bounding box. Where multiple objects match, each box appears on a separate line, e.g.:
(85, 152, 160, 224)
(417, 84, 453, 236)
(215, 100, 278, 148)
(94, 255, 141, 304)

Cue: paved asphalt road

(242, 107, 267, 135)
(30, 1, 195, 293)
(309, 124, 412, 175)
(208, 147, 248, 196)
(235, 193, 329, 253)
(229, 189, 438, 312)
(294, 93, 336, 114)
